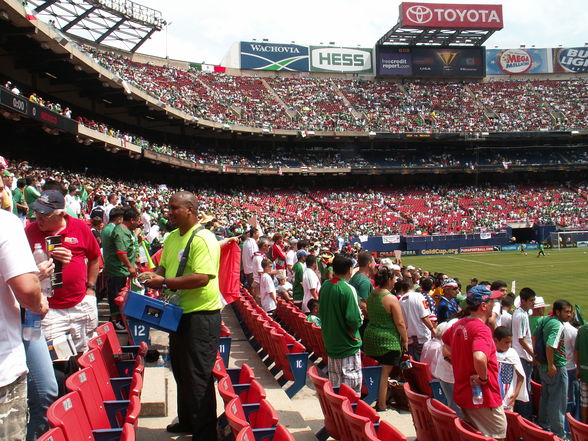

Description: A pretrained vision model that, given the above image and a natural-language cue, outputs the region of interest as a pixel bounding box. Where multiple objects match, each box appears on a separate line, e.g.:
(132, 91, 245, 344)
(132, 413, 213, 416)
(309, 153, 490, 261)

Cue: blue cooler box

(123, 290, 183, 332)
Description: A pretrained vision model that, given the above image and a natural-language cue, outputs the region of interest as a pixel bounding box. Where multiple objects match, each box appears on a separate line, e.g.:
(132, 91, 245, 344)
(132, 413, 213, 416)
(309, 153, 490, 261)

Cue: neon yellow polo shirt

(161, 224, 221, 313)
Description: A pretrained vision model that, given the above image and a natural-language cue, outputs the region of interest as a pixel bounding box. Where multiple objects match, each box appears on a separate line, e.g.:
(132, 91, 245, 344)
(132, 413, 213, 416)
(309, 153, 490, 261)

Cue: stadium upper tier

(5, 154, 588, 237)
(84, 47, 588, 134)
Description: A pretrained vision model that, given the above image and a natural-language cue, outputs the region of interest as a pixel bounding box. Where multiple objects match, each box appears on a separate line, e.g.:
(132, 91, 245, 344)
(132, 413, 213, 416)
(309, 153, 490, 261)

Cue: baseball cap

(466, 285, 502, 305)
(407, 265, 415, 270)
(442, 278, 459, 288)
(296, 249, 309, 260)
(30, 190, 65, 214)
(391, 264, 401, 271)
(380, 258, 394, 270)
(2, 170, 13, 177)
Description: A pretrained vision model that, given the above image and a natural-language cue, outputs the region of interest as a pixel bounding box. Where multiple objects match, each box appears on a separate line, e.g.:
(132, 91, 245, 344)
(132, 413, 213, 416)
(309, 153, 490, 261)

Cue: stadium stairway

(99, 299, 416, 440)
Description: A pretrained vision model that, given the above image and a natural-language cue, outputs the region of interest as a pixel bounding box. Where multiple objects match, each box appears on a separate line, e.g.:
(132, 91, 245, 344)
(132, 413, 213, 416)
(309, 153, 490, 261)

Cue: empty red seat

(455, 418, 497, 441)
(225, 396, 279, 441)
(364, 420, 407, 441)
(308, 365, 339, 440)
(518, 414, 561, 441)
(427, 397, 458, 441)
(404, 382, 435, 441)
(37, 427, 66, 441)
(568, 412, 588, 441)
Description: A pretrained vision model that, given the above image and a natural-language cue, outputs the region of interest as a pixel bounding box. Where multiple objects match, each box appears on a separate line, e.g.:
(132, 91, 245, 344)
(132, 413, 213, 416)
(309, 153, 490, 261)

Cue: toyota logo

(406, 5, 433, 24)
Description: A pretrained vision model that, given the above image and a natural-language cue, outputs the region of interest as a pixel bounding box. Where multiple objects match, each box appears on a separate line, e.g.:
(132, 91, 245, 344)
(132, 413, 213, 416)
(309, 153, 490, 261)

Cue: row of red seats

(274, 297, 382, 405)
(405, 378, 588, 441)
(38, 323, 146, 441)
(275, 298, 327, 362)
(308, 365, 406, 441)
(213, 353, 296, 441)
(233, 289, 309, 398)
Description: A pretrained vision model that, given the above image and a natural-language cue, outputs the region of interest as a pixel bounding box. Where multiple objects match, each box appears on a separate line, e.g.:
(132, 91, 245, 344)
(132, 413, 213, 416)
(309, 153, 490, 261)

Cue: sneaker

(112, 320, 126, 333)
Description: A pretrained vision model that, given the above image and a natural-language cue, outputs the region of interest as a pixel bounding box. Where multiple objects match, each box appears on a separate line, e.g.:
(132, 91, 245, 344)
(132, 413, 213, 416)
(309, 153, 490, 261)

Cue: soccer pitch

(402, 248, 588, 311)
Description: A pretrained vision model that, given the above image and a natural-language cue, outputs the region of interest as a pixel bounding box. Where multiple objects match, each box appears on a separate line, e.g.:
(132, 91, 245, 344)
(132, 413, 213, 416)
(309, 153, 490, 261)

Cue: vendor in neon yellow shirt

(143, 191, 221, 440)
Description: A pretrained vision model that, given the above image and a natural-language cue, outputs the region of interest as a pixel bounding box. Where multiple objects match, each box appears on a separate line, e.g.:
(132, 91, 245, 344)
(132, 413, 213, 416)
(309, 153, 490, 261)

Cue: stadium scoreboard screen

(376, 46, 486, 77)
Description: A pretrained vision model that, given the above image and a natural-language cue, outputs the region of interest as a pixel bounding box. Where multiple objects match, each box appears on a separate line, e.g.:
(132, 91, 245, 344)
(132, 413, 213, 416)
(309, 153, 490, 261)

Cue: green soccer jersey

(541, 316, 567, 368)
(319, 277, 362, 359)
(576, 325, 588, 383)
(348, 271, 373, 302)
(292, 261, 304, 301)
(106, 223, 136, 277)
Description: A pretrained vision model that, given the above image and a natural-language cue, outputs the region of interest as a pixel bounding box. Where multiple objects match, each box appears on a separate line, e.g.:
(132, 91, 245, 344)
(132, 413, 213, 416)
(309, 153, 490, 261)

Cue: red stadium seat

(518, 414, 560, 441)
(504, 410, 523, 441)
(308, 365, 339, 441)
(364, 420, 407, 441)
(404, 382, 435, 441)
(427, 398, 458, 441)
(568, 412, 588, 441)
(236, 424, 295, 441)
(37, 427, 67, 441)
(224, 396, 279, 441)
(455, 418, 497, 441)
(78, 348, 133, 401)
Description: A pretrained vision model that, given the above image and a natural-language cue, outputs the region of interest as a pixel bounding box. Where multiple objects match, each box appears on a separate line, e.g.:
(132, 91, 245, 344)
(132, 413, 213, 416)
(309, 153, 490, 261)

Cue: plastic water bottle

(472, 384, 483, 405)
(23, 309, 42, 341)
(33, 243, 53, 297)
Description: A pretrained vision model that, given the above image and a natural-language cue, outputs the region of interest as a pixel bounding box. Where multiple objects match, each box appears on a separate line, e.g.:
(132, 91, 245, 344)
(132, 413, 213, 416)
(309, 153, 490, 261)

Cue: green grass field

(402, 248, 588, 311)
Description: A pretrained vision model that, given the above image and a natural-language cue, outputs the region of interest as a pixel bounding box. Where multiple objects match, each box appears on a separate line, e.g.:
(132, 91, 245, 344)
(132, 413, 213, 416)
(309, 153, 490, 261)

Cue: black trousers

(170, 310, 221, 441)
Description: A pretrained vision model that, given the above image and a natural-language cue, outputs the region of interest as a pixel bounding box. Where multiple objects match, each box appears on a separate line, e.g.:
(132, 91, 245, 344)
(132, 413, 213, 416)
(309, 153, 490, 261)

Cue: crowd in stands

(243, 233, 587, 440)
(76, 47, 588, 134)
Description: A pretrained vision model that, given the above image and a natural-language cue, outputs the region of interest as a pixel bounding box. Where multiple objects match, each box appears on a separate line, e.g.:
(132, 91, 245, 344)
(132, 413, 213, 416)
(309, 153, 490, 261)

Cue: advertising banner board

(461, 246, 497, 254)
(377, 46, 485, 77)
(553, 47, 588, 73)
(310, 46, 373, 73)
(399, 2, 503, 29)
(418, 248, 459, 256)
(240, 41, 309, 71)
(486, 48, 551, 75)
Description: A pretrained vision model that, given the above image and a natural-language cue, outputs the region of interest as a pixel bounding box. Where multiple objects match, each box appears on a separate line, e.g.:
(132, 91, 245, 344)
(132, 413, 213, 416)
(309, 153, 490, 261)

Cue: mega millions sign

(400, 2, 503, 29)
(310, 47, 373, 73)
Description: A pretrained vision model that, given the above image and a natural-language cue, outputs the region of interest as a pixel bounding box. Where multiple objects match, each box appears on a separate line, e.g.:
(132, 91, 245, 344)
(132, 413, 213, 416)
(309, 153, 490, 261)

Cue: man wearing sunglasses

(437, 278, 461, 323)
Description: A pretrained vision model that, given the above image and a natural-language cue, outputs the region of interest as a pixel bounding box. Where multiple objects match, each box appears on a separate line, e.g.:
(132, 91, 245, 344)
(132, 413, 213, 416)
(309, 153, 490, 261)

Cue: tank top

(363, 289, 401, 356)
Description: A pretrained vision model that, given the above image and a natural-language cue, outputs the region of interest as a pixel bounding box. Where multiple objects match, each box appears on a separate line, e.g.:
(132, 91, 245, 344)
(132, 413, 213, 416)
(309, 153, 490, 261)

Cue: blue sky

(132, 0, 587, 64)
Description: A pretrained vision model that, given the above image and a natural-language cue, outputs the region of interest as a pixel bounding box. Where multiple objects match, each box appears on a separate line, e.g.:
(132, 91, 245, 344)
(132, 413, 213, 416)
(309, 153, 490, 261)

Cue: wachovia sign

(400, 2, 503, 30)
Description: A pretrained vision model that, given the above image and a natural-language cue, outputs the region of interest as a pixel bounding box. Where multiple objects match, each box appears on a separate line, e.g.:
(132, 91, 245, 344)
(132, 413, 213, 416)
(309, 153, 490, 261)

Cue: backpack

(533, 317, 551, 365)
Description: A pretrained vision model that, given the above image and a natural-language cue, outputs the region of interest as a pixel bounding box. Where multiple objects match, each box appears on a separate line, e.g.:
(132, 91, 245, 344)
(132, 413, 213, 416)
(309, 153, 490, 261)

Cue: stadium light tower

(26, 0, 166, 53)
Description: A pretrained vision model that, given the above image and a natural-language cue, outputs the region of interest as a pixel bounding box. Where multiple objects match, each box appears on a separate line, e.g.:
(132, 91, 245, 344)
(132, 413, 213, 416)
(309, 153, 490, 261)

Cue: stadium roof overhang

(378, 2, 503, 47)
(25, 0, 165, 52)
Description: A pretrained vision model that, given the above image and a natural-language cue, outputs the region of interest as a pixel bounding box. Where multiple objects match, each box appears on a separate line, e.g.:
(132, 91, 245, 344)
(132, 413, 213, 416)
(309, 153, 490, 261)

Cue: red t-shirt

(25, 215, 101, 309)
(272, 243, 286, 270)
(442, 316, 502, 409)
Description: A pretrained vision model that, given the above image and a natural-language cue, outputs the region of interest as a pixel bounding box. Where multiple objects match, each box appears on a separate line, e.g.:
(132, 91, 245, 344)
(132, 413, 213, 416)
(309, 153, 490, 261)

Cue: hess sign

(400, 3, 503, 30)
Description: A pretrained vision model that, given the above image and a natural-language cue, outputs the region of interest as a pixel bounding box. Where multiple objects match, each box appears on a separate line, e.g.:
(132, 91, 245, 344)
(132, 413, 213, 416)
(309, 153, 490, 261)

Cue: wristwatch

(161, 279, 168, 290)
(86, 284, 97, 291)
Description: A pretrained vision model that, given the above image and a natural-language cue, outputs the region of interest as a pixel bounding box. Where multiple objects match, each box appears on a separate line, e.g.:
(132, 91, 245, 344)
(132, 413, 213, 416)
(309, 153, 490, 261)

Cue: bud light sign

(554, 47, 588, 73)
(486, 48, 550, 75)
(240, 42, 309, 71)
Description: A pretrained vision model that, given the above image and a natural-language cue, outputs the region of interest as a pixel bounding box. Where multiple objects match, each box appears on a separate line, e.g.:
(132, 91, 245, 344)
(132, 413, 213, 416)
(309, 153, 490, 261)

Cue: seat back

(218, 375, 238, 406)
(518, 415, 560, 441)
(47, 391, 94, 441)
(324, 384, 354, 441)
(65, 367, 112, 430)
(455, 418, 497, 441)
(404, 382, 435, 441)
(78, 348, 116, 401)
(342, 400, 372, 441)
(364, 420, 408, 441)
(120, 422, 136, 441)
(225, 397, 249, 439)
(37, 427, 67, 441)
(308, 365, 339, 439)
(531, 380, 542, 418)
(410, 359, 433, 396)
(504, 410, 523, 441)
(568, 412, 588, 441)
(427, 398, 458, 441)
(96, 322, 123, 353)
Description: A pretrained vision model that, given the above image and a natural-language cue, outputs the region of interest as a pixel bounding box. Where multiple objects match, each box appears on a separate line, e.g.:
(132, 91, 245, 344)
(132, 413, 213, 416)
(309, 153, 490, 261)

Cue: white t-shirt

(421, 337, 454, 383)
(500, 310, 512, 330)
(252, 252, 265, 284)
(242, 238, 258, 275)
(497, 347, 529, 410)
(285, 249, 297, 267)
(0, 211, 38, 387)
(512, 307, 533, 362)
(302, 267, 320, 313)
(492, 301, 502, 328)
(400, 291, 432, 343)
(276, 281, 293, 299)
(563, 321, 578, 370)
(260, 273, 276, 312)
